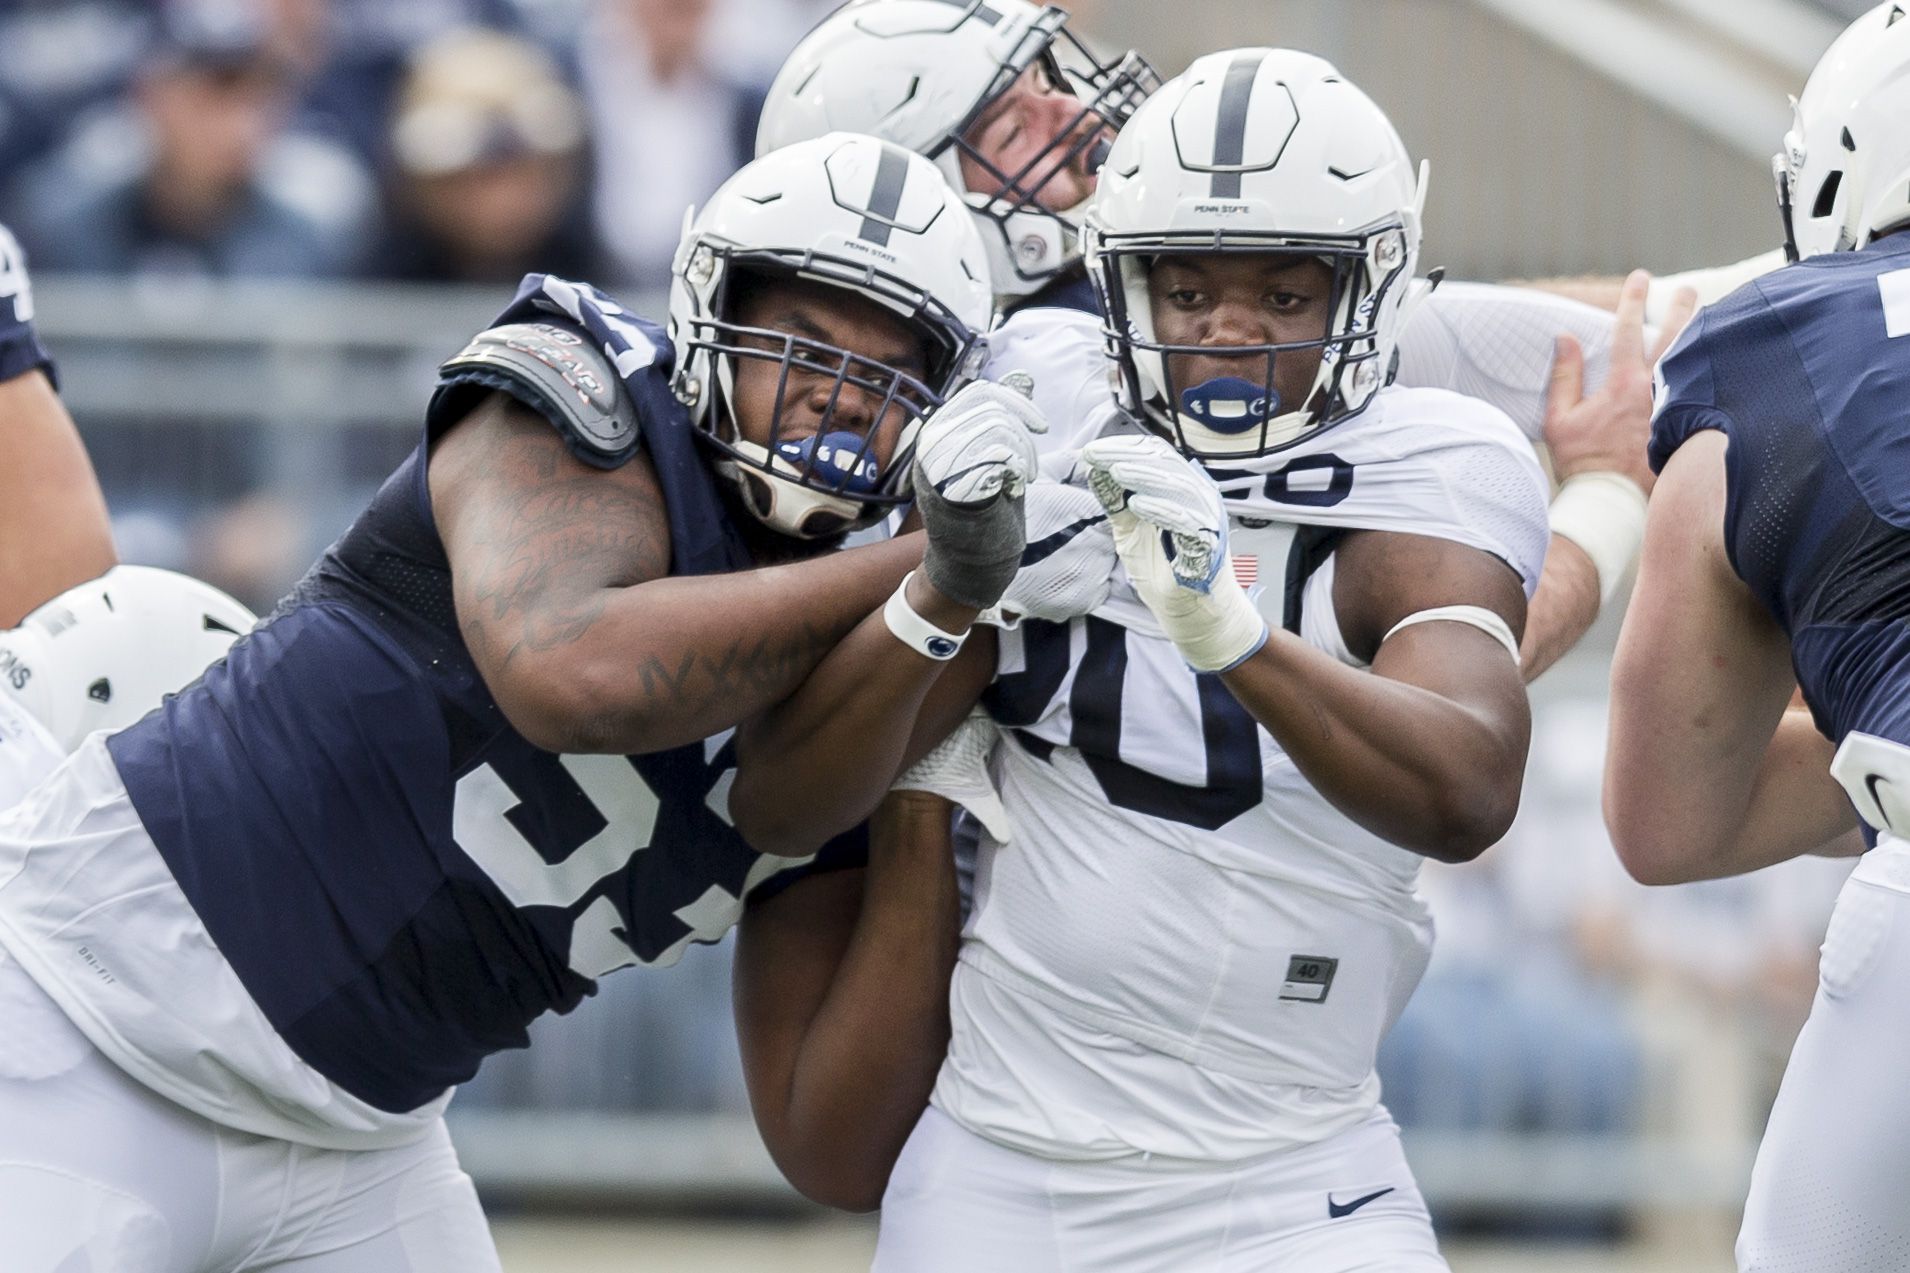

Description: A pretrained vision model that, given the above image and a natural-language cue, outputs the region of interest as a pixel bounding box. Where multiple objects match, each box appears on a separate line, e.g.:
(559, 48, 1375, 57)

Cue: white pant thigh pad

(1738, 838, 1910, 1273)
(876, 1106, 1446, 1273)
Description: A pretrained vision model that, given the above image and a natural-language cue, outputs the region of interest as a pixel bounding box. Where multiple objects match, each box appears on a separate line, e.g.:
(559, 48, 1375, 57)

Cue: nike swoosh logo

(1867, 772, 1890, 812)
(1327, 1187, 1396, 1219)
(933, 460, 1006, 495)
(1020, 514, 1107, 567)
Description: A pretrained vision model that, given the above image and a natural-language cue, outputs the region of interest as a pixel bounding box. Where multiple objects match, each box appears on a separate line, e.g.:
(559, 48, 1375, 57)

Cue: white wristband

(883, 572, 969, 661)
(1549, 472, 1647, 606)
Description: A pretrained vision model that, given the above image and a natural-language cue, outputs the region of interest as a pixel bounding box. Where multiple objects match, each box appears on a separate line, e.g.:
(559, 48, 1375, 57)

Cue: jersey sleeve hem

(1647, 402, 1732, 476)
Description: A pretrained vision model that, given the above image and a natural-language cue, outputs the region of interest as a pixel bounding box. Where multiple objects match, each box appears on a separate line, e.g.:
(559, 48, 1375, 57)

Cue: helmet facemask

(674, 246, 978, 540)
(933, 8, 1159, 290)
(1092, 224, 1415, 463)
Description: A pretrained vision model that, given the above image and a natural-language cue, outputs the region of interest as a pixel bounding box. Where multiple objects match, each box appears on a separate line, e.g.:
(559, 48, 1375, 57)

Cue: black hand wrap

(912, 476, 1028, 611)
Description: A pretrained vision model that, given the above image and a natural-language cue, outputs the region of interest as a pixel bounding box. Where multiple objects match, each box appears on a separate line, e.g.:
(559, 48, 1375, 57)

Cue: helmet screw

(688, 246, 716, 286)
(1375, 230, 1406, 272)
(673, 372, 703, 406)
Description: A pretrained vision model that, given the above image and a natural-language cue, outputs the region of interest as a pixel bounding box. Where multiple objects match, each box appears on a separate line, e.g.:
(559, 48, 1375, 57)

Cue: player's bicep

(1336, 530, 1529, 708)
(1605, 431, 1794, 860)
(430, 392, 671, 727)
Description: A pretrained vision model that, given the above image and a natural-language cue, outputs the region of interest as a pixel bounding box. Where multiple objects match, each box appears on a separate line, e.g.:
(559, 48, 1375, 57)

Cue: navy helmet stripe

(1210, 52, 1265, 199)
(858, 144, 913, 247)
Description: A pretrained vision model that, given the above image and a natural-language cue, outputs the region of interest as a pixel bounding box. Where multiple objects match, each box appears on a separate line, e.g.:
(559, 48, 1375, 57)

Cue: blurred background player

(1606, 4, 1910, 1270)
(0, 223, 115, 625)
(0, 134, 1049, 1271)
(759, 0, 1158, 313)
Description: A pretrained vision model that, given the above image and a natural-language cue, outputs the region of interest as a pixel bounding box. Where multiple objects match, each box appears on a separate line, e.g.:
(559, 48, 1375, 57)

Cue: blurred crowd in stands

(0, 0, 842, 291)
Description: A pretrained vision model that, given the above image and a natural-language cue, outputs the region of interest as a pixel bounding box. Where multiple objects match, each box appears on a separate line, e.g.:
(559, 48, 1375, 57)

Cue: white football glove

(979, 480, 1116, 628)
(891, 708, 1011, 841)
(1080, 434, 1269, 673)
(910, 380, 1048, 609)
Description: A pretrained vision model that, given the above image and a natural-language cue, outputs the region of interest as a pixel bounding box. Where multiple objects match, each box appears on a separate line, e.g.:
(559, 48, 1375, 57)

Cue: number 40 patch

(1280, 955, 1339, 1004)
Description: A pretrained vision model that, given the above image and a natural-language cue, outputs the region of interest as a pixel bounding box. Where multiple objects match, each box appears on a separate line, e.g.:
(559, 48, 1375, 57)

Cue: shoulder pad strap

(429, 322, 639, 469)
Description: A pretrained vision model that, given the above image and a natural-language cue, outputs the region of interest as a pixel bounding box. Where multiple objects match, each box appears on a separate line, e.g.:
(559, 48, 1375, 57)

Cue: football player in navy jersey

(1607, 6, 1910, 1269)
(0, 223, 117, 625)
(0, 132, 1064, 1272)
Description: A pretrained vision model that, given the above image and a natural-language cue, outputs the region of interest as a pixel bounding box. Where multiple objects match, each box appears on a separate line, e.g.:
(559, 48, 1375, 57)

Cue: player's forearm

(1606, 708, 1856, 884)
(761, 793, 959, 1211)
(490, 534, 926, 755)
(732, 574, 979, 855)
(1519, 536, 1600, 682)
(1222, 630, 1527, 861)
(0, 370, 115, 625)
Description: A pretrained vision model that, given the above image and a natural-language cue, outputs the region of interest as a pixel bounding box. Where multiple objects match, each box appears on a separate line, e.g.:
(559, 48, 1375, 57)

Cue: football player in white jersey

(730, 50, 1669, 1269)
(0, 223, 117, 625)
(762, 1, 1697, 688)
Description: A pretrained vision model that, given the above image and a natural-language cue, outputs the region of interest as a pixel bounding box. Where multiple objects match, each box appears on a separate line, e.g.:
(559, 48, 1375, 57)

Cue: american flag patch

(1232, 554, 1259, 589)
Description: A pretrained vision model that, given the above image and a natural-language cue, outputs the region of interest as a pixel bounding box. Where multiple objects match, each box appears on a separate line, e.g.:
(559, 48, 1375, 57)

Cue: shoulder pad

(429, 322, 640, 469)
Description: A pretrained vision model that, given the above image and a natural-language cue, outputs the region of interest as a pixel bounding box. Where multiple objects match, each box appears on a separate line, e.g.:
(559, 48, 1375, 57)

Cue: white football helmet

(758, 1, 1156, 299)
(670, 133, 993, 539)
(0, 566, 255, 753)
(1776, 2, 1910, 261)
(1083, 49, 1429, 461)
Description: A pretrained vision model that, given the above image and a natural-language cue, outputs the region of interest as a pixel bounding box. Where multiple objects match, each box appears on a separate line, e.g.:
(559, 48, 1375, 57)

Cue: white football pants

(1738, 836, 1910, 1272)
(875, 1104, 1447, 1272)
(0, 948, 500, 1273)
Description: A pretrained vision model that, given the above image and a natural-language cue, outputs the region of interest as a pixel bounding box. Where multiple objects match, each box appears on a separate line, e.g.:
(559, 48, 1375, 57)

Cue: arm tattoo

(460, 425, 670, 670)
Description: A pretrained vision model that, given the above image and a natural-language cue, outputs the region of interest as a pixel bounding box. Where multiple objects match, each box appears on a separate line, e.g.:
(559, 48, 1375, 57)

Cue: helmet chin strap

(717, 445, 867, 540)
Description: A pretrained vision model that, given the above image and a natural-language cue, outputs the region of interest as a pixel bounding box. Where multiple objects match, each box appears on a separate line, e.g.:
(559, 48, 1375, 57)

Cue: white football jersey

(0, 688, 62, 809)
(936, 314, 1549, 1163)
(986, 285, 1619, 445)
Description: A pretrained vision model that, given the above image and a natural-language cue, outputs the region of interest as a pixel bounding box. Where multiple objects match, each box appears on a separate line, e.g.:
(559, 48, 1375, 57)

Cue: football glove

(981, 480, 1116, 628)
(891, 708, 1012, 841)
(910, 380, 1047, 610)
(1080, 434, 1269, 673)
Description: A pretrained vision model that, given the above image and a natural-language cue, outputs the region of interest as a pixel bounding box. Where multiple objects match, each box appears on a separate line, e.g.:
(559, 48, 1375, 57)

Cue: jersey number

(452, 753, 665, 980)
(989, 615, 1263, 831)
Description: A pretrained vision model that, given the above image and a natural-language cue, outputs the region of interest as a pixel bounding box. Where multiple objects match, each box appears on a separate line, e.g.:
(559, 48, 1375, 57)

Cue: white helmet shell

(0, 566, 255, 754)
(758, 0, 1156, 299)
(1084, 49, 1428, 462)
(1777, 2, 1910, 261)
(670, 132, 993, 539)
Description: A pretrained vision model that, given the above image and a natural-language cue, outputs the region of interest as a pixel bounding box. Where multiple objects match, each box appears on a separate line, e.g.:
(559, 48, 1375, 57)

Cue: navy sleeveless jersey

(1649, 235, 1910, 749)
(108, 275, 863, 1113)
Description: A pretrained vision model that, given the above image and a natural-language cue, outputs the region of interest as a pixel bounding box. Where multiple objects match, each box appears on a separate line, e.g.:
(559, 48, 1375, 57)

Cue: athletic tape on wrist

(1383, 605, 1522, 666)
(1549, 471, 1648, 606)
(883, 572, 970, 661)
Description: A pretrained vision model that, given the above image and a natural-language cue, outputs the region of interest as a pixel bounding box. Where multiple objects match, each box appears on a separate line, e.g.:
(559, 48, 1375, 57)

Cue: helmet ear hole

(87, 678, 111, 704)
(1812, 170, 1844, 218)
